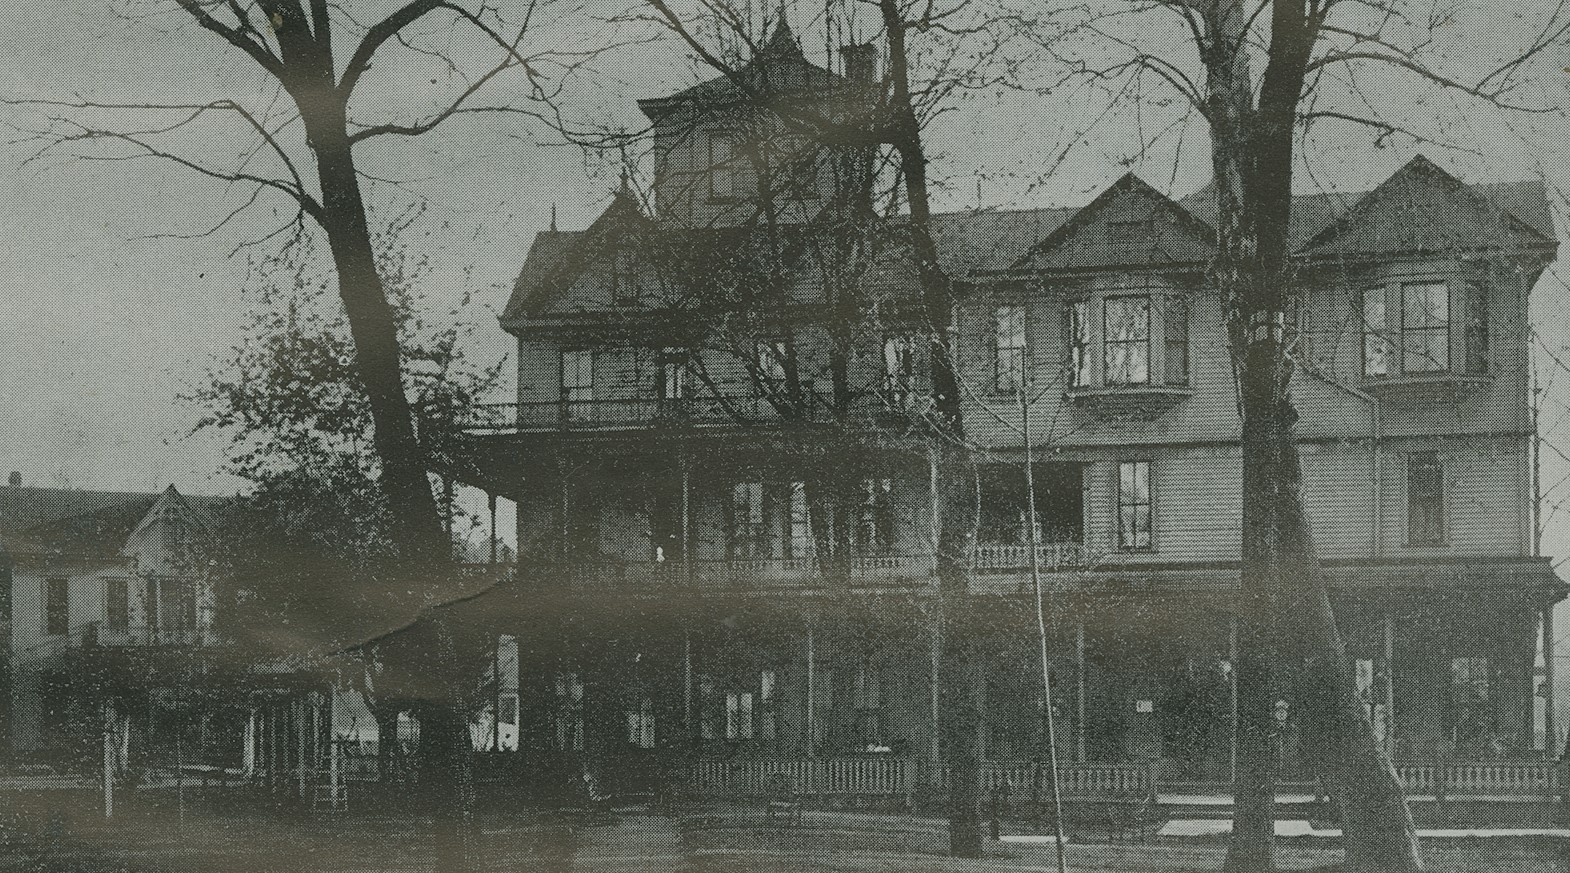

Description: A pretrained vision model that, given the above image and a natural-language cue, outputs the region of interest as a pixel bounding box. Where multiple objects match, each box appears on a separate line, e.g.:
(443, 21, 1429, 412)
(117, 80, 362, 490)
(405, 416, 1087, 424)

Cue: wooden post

(243, 708, 256, 778)
(488, 491, 499, 564)
(683, 628, 694, 744)
(806, 623, 817, 759)
(1544, 606, 1557, 760)
(1229, 615, 1240, 783)
(102, 701, 115, 819)
(297, 698, 308, 802)
(1075, 620, 1087, 763)
(930, 622, 942, 767)
(1384, 611, 1397, 761)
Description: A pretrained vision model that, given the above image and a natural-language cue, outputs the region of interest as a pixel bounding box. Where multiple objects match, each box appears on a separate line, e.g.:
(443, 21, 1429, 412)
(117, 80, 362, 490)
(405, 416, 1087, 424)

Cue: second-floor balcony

(475, 540, 1091, 593)
(458, 391, 924, 434)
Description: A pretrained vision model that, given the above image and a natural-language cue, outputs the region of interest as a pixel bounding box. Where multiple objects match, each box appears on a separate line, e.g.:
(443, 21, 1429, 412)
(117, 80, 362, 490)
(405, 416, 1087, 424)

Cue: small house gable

(1298, 155, 1556, 259)
(1010, 174, 1215, 272)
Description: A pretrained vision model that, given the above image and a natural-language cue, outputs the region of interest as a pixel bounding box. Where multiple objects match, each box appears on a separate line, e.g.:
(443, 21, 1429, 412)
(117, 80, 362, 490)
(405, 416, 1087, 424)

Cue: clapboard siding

(1376, 436, 1530, 559)
(1299, 443, 1379, 560)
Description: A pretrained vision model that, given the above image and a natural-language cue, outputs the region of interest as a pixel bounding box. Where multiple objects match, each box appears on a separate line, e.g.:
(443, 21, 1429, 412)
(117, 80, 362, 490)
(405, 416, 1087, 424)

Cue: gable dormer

(1011, 174, 1216, 273)
(636, 22, 871, 228)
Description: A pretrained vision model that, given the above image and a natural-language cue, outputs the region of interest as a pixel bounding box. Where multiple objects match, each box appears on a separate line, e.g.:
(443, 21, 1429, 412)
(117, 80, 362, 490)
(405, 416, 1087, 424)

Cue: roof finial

(765, 2, 797, 54)
(550, 202, 557, 232)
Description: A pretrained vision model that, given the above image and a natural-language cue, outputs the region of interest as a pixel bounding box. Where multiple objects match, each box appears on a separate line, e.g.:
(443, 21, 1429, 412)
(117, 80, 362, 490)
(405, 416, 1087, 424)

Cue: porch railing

(1397, 760, 1562, 798)
(456, 393, 913, 434)
(682, 758, 1564, 800)
(973, 542, 1088, 571)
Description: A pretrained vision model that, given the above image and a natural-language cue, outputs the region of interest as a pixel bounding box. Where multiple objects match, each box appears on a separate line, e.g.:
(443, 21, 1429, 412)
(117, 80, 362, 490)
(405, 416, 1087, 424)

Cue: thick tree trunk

(1201, 3, 1423, 870)
(878, 0, 985, 854)
(304, 105, 446, 562)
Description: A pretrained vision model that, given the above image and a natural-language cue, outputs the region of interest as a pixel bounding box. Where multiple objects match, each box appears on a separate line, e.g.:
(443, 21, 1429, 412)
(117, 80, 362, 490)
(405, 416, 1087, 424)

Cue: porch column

(1383, 611, 1397, 760)
(297, 698, 309, 801)
(102, 701, 116, 818)
(1228, 615, 1239, 782)
(929, 623, 942, 766)
(243, 708, 256, 778)
(683, 628, 694, 745)
(1075, 620, 1087, 763)
(488, 491, 499, 564)
(1543, 605, 1557, 759)
(680, 445, 692, 582)
(805, 622, 816, 759)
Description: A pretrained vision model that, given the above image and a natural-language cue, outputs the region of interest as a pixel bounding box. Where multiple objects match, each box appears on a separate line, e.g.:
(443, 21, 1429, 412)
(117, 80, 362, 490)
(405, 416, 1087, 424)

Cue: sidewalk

(1159, 818, 1570, 840)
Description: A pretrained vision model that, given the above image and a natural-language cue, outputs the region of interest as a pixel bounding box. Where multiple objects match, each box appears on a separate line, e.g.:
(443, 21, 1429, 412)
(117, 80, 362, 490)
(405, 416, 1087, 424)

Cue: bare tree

(4, 3, 599, 869)
(625, 0, 1041, 854)
(1035, 2, 1570, 870)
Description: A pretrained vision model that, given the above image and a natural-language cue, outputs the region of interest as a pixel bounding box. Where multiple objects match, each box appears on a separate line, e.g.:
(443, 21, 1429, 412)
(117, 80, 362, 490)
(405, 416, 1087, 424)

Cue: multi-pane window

(610, 251, 641, 306)
(1362, 289, 1392, 377)
(729, 482, 767, 559)
(1104, 296, 1151, 385)
(786, 481, 812, 560)
(626, 696, 655, 749)
(1451, 657, 1491, 700)
(757, 340, 790, 387)
(1402, 282, 1449, 373)
(1164, 297, 1190, 386)
(855, 478, 894, 555)
(882, 335, 919, 401)
(660, 349, 692, 401)
(994, 306, 1026, 392)
(708, 131, 755, 200)
(104, 578, 129, 632)
(44, 578, 68, 636)
(1464, 282, 1488, 375)
(759, 670, 778, 742)
(1408, 451, 1444, 546)
(553, 672, 585, 752)
(560, 350, 594, 418)
(1118, 461, 1152, 550)
(852, 663, 884, 747)
(726, 690, 754, 740)
(1069, 301, 1093, 388)
(1069, 294, 1186, 389)
(1363, 279, 1487, 378)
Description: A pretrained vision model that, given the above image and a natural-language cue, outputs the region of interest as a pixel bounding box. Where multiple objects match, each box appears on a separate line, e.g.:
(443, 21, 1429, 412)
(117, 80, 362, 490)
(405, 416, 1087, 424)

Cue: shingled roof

(637, 21, 843, 120)
(501, 156, 1559, 328)
(0, 484, 220, 559)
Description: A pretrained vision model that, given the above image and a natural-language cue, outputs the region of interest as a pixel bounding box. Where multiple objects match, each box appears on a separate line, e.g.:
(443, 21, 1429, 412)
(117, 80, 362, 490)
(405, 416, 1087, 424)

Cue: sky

(0, 0, 1566, 563)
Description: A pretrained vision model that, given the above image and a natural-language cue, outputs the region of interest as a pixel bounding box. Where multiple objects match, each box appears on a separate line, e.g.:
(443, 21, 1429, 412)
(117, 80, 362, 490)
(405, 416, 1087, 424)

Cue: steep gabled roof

(637, 21, 843, 119)
(929, 207, 1079, 276)
(0, 484, 222, 560)
(500, 189, 656, 325)
(1298, 155, 1556, 257)
(1008, 173, 1216, 272)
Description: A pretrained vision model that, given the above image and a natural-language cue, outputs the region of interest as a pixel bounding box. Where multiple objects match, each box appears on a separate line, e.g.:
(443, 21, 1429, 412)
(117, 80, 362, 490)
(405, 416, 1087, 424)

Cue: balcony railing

(467, 549, 1090, 591)
(973, 541, 1088, 571)
(457, 392, 919, 433)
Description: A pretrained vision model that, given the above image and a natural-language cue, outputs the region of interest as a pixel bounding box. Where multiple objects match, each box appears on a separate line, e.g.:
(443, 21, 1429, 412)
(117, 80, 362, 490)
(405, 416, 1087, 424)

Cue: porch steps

(1157, 784, 1324, 820)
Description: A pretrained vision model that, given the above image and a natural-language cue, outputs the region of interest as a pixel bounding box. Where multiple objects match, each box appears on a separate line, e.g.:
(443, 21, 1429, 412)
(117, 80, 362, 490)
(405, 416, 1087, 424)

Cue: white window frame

(1065, 289, 1189, 391)
(1117, 460, 1153, 551)
(1360, 273, 1489, 380)
(994, 305, 1026, 393)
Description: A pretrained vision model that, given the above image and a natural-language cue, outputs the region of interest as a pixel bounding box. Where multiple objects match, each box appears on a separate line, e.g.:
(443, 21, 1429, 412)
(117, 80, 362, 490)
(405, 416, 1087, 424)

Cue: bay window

(1064, 290, 1189, 391)
(1361, 277, 1488, 379)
